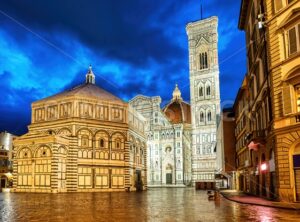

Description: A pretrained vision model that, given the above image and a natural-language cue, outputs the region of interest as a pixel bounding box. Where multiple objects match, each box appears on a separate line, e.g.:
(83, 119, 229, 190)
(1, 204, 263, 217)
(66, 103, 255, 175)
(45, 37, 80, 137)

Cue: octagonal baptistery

(13, 66, 147, 193)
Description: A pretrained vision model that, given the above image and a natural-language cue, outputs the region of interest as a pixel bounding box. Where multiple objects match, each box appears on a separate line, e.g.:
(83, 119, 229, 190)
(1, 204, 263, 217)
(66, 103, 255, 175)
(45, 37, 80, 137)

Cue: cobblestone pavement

(1, 188, 300, 222)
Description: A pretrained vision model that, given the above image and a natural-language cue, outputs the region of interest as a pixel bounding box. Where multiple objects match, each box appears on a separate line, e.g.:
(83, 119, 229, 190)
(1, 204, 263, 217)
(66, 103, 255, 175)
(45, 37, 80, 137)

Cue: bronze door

(166, 173, 172, 184)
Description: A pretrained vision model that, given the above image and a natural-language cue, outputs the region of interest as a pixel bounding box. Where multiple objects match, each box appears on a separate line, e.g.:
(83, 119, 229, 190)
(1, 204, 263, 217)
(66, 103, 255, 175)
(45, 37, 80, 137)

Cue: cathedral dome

(163, 84, 191, 124)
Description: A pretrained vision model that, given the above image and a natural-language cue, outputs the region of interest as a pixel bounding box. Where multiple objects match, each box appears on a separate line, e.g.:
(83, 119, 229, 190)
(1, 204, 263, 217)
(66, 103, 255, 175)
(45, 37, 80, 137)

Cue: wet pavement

(1, 188, 300, 222)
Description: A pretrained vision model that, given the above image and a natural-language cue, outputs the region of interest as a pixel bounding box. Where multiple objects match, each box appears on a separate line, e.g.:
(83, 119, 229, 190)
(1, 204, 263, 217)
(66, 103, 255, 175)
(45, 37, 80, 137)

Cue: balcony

(245, 130, 267, 150)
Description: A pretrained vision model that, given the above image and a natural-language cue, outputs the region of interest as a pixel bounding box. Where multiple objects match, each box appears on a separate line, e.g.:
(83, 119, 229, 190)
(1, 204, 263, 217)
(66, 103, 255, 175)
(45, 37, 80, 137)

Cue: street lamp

(260, 163, 267, 172)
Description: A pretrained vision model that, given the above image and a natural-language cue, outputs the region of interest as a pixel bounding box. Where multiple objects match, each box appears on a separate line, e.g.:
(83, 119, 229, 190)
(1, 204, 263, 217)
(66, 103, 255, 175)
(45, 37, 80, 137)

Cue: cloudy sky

(0, 0, 246, 135)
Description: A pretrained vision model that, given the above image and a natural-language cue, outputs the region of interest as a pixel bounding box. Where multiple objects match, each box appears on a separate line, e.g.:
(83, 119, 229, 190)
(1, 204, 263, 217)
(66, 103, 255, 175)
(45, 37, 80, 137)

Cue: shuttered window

(282, 85, 293, 115)
(274, 0, 283, 12)
(288, 27, 297, 55)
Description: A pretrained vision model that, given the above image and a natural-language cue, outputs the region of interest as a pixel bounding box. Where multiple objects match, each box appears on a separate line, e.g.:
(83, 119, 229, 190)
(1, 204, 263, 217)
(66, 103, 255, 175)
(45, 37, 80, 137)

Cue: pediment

(284, 65, 300, 85)
(129, 95, 152, 105)
(195, 35, 210, 48)
(278, 7, 300, 30)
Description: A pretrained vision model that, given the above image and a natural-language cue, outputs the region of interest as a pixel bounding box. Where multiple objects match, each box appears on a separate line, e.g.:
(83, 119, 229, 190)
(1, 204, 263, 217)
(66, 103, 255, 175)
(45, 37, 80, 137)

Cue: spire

(200, 0, 203, 20)
(172, 84, 182, 101)
(85, 65, 95, 84)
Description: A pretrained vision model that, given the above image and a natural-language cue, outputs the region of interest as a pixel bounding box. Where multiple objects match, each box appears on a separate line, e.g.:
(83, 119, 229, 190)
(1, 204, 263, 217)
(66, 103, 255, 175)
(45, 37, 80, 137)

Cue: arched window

(206, 85, 211, 96)
(200, 112, 204, 122)
(199, 52, 208, 70)
(100, 139, 104, 148)
(207, 111, 212, 122)
(199, 86, 204, 97)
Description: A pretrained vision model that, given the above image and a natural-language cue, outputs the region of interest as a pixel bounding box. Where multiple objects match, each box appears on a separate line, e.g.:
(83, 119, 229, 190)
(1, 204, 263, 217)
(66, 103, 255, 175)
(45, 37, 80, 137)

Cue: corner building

(186, 16, 221, 188)
(265, 0, 300, 202)
(13, 67, 147, 193)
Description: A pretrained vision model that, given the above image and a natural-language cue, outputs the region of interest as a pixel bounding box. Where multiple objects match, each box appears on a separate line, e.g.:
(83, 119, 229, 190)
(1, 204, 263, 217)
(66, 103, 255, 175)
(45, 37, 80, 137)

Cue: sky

(0, 0, 246, 135)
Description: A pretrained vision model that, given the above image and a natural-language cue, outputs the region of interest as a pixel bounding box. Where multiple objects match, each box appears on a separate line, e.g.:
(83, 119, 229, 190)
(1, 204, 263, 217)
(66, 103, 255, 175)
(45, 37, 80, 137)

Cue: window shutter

(274, 0, 283, 12)
(298, 24, 300, 46)
(282, 85, 293, 115)
(288, 27, 297, 55)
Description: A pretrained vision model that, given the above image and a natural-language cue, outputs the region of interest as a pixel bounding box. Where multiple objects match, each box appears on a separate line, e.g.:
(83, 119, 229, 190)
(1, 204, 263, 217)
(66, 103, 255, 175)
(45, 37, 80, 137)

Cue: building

(12, 66, 147, 193)
(129, 85, 192, 187)
(0, 131, 16, 191)
(216, 108, 236, 189)
(186, 16, 221, 189)
(233, 76, 252, 194)
(264, 0, 300, 202)
(238, 0, 275, 199)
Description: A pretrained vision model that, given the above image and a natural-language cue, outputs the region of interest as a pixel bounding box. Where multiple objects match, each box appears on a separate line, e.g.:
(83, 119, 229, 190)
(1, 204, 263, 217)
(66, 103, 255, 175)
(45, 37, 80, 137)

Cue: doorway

(1, 176, 6, 191)
(293, 154, 300, 201)
(166, 173, 172, 184)
(135, 170, 143, 191)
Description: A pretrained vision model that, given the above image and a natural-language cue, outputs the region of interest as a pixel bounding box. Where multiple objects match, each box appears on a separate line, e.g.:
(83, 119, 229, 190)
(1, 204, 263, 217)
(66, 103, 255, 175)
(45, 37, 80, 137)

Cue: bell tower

(186, 16, 221, 186)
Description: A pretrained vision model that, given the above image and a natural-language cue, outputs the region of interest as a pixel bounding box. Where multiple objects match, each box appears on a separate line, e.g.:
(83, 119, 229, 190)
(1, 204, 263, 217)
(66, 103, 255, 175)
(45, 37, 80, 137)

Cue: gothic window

(199, 52, 208, 70)
(206, 85, 211, 96)
(207, 111, 212, 122)
(200, 112, 204, 122)
(199, 86, 204, 97)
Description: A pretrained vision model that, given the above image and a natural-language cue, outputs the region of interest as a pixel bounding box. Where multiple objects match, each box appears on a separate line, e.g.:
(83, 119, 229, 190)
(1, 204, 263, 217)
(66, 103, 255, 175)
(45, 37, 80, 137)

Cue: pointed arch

(200, 110, 205, 123)
(207, 110, 212, 122)
(198, 82, 204, 98)
(205, 81, 212, 97)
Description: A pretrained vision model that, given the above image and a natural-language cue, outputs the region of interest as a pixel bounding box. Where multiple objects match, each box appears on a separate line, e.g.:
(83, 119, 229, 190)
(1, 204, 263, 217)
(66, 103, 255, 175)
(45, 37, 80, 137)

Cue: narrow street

(1, 188, 299, 222)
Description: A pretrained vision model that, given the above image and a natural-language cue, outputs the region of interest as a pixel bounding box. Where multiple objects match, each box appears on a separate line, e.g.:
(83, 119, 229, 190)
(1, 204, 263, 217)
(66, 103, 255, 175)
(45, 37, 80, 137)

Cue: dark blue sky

(0, 0, 246, 135)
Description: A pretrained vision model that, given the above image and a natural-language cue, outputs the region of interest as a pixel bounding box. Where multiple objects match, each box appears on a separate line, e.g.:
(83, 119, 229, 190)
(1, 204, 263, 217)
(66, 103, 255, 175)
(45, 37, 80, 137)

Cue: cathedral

(130, 85, 192, 187)
(12, 66, 147, 193)
(129, 16, 221, 188)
